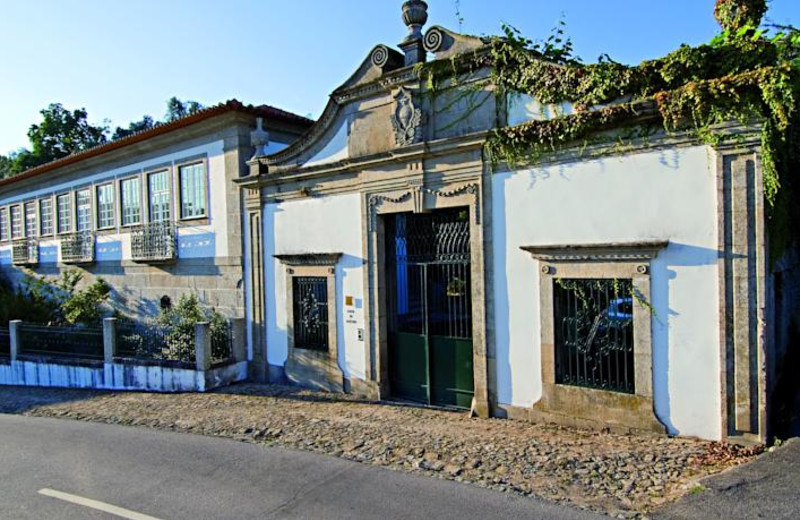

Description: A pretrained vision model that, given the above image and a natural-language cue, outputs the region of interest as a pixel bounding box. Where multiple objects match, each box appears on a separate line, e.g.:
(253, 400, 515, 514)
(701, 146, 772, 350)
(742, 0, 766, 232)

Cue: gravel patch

(0, 384, 763, 518)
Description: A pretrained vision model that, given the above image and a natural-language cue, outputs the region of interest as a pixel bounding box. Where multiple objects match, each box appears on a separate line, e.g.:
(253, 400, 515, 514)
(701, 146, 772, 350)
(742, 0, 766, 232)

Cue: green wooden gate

(386, 209, 474, 409)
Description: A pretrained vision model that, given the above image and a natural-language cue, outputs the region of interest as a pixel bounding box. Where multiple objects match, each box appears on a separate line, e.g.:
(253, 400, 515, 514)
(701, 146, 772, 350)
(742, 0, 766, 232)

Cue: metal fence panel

(18, 323, 104, 361)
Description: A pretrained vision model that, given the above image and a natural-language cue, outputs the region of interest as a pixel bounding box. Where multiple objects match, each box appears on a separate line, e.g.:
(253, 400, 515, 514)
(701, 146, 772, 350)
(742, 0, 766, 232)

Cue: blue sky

(1, 0, 799, 154)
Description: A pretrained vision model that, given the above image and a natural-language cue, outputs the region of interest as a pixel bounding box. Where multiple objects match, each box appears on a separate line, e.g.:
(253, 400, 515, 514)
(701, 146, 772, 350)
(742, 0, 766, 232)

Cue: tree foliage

(2, 97, 205, 179)
(164, 97, 204, 122)
(0, 270, 111, 326)
(112, 115, 155, 140)
(3, 104, 108, 176)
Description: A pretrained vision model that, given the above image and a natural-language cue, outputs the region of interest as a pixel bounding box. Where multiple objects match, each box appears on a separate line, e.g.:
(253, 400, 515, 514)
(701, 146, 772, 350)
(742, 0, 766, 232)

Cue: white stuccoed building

(237, 1, 797, 445)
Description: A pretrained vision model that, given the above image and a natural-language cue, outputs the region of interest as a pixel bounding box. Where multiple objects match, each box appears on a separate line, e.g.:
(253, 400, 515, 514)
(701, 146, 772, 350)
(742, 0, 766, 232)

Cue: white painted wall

(262, 193, 366, 380)
(0, 359, 247, 392)
(492, 145, 722, 440)
(507, 93, 575, 127)
(0, 140, 231, 261)
(302, 120, 349, 168)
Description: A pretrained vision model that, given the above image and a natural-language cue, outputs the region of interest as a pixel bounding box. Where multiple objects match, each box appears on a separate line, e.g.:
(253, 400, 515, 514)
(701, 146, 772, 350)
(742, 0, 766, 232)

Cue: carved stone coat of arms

(391, 87, 423, 146)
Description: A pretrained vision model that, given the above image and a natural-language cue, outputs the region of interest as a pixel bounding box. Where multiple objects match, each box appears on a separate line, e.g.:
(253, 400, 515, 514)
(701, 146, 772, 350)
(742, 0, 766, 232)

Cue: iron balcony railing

(131, 222, 177, 263)
(61, 232, 95, 264)
(12, 238, 38, 266)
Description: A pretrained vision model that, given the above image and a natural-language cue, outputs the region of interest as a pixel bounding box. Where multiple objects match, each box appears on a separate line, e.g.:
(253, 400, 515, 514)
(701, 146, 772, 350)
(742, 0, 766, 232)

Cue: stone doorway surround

(275, 253, 344, 393)
(366, 179, 490, 417)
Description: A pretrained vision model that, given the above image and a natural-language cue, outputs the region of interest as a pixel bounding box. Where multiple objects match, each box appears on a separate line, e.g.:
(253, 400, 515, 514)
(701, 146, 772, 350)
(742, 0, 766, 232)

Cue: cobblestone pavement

(0, 385, 763, 518)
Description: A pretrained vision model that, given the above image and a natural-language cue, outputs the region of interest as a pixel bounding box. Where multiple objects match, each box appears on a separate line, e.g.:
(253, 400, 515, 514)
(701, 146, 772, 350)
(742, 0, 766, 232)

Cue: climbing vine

(416, 0, 800, 261)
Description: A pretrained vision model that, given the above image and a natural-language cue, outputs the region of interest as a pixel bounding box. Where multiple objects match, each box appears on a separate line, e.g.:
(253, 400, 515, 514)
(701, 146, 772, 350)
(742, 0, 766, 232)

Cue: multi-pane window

(96, 184, 115, 229)
(553, 278, 635, 394)
(292, 277, 329, 352)
(0, 208, 8, 241)
(76, 189, 91, 232)
(57, 194, 72, 233)
(10, 205, 22, 239)
(179, 163, 206, 219)
(148, 170, 171, 223)
(120, 177, 141, 226)
(40, 199, 53, 236)
(24, 203, 36, 238)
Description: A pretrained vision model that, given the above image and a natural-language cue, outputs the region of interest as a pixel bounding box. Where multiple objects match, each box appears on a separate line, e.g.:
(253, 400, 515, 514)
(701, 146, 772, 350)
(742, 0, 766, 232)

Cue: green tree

(0, 154, 13, 179)
(13, 104, 108, 172)
(164, 97, 204, 122)
(112, 115, 155, 140)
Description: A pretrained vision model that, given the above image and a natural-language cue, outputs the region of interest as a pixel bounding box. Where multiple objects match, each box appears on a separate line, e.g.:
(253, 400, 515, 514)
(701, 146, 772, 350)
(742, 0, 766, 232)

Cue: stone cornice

(521, 241, 670, 262)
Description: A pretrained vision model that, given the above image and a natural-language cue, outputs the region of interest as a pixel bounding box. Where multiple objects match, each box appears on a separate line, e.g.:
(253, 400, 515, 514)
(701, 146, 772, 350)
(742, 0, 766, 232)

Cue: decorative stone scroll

(370, 45, 391, 68)
(368, 182, 480, 232)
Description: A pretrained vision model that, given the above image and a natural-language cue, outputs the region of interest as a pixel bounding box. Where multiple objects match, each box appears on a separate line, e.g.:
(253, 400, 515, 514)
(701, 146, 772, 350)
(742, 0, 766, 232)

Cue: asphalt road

(653, 438, 800, 520)
(0, 414, 605, 520)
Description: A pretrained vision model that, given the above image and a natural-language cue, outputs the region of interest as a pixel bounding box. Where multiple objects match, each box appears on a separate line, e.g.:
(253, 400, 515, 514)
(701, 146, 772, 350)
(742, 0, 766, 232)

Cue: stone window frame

(145, 167, 173, 224)
(118, 174, 144, 228)
(23, 201, 37, 239)
(95, 181, 116, 231)
(521, 241, 669, 433)
(0, 206, 8, 242)
(176, 159, 210, 222)
(56, 192, 73, 235)
(10, 204, 22, 239)
(275, 253, 344, 392)
(38, 196, 55, 237)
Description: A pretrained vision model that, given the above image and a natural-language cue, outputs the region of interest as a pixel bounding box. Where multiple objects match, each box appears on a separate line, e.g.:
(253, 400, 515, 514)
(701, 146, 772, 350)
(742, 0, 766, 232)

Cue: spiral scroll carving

(371, 45, 390, 68)
(423, 27, 444, 53)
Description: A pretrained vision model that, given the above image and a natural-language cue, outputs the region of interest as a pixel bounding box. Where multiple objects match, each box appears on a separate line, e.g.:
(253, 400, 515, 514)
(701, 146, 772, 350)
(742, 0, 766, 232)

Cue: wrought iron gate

(385, 208, 474, 409)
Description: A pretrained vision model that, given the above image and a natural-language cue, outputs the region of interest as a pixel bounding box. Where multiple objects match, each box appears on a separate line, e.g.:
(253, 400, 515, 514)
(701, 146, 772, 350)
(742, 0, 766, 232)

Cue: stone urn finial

(250, 117, 270, 161)
(402, 0, 429, 43)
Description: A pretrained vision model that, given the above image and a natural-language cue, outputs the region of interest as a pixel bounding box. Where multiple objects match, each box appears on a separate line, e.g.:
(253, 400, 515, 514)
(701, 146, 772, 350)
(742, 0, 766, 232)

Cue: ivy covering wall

(418, 0, 800, 261)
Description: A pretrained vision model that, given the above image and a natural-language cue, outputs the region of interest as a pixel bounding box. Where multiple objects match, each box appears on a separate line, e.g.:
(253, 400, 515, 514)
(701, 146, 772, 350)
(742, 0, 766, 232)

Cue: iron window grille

(39, 199, 53, 236)
(553, 278, 635, 394)
(131, 221, 177, 262)
(292, 276, 329, 352)
(12, 238, 38, 266)
(61, 232, 95, 264)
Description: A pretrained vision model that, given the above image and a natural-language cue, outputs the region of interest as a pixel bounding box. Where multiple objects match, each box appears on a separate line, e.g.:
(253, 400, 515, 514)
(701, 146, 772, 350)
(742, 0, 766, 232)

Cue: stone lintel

(521, 241, 670, 262)
(274, 253, 343, 267)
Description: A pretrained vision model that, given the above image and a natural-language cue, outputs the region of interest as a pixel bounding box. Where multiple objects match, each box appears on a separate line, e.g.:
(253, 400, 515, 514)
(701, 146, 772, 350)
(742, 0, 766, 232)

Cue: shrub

(0, 270, 111, 326)
(157, 293, 231, 361)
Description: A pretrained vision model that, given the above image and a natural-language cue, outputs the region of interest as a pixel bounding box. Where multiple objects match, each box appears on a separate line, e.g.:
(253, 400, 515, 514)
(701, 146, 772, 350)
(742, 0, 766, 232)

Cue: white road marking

(38, 488, 164, 520)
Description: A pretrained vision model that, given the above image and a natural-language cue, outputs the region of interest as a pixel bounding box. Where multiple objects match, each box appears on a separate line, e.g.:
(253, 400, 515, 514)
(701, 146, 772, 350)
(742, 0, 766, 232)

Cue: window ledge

(521, 241, 669, 262)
